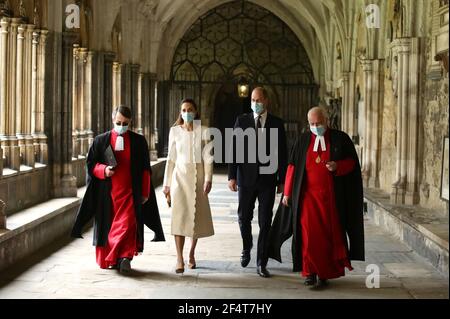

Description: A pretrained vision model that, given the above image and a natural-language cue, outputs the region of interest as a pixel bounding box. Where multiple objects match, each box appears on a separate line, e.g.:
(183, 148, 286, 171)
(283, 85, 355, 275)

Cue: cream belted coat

(163, 125, 214, 239)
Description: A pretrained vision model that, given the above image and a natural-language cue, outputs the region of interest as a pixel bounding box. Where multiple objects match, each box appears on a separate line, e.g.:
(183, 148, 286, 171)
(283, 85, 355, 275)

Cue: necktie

(256, 116, 262, 130)
(256, 116, 262, 167)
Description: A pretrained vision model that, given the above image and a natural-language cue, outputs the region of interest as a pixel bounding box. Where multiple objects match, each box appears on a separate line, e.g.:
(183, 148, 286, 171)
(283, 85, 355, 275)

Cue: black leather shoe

(304, 274, 317, 286)
(316, 278, 329, 288)
(257, 266, 271, 278)
(119, 258, 131, 274)
(240, 250, 251, 268)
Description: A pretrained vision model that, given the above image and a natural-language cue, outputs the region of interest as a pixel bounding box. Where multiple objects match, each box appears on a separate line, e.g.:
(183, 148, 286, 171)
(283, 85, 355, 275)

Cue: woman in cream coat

(163, 98, 214, 273)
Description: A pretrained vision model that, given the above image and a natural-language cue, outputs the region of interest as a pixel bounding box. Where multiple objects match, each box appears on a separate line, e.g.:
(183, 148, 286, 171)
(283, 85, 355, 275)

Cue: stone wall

(0, 167, 50, 216)
(379, 78, 398, 193)
(421, 76, 449, 211)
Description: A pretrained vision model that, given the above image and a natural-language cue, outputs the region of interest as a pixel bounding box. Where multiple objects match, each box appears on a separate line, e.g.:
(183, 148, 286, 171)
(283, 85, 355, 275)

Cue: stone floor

(0, 173, 448, 299)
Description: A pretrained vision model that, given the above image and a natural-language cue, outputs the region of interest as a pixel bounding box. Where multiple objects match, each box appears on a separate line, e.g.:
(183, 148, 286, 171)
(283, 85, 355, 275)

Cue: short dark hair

(112, 105, 132, 119)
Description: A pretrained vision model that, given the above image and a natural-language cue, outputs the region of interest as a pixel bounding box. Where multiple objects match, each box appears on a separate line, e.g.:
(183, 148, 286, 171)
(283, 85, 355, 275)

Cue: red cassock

(92, 130, 151, 269)
(284, 130, 355, 280)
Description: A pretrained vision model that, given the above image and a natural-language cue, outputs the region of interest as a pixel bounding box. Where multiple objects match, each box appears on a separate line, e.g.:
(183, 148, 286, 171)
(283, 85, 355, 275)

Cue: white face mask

(310, 125, 326, 136)
(114, 124, 129, 135)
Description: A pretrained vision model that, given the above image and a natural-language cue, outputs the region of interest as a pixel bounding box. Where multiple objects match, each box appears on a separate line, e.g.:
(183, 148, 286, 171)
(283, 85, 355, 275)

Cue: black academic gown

(268, 129, 365, 272)
(71, 131, 165, 251)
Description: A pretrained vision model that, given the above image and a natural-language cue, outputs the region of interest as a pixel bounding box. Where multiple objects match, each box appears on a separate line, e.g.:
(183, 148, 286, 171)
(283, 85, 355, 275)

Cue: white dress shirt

(253, 111, 268, 131)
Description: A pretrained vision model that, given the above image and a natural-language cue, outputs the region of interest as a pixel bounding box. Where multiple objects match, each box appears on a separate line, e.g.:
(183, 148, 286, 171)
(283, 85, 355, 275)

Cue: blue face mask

(310, 125, 327, 136)
(182, 112, 196, 123)
(251, 102, 265, 115)
(114, 124, 129, 135)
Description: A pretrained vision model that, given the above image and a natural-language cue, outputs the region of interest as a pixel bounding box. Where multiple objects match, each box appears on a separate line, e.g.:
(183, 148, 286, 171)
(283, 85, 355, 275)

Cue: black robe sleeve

(267, 135, 301, 262)
(140, 135, 165, 242)
(71, 136, 104, 238)
(340, 132, 365, 260)
(277, 119, 288, 185)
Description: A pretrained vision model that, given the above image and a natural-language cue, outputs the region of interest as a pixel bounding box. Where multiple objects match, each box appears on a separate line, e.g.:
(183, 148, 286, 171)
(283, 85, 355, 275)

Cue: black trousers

(237, 182, 276, 267)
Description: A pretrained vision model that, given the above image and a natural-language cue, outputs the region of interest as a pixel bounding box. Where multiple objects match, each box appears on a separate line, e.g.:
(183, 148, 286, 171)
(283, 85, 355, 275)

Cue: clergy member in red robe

(268, 106, 365, 288)
(71, 106, 165, 274)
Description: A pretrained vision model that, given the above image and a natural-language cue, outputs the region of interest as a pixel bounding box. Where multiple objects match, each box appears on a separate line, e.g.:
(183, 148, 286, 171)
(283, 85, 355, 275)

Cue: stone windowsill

(1, 163, 48, 179)
(0, 187, 86, 244)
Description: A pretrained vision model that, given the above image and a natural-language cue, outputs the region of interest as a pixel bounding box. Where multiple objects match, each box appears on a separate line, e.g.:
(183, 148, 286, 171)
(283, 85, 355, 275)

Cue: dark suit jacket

(228, 113, 287, 188)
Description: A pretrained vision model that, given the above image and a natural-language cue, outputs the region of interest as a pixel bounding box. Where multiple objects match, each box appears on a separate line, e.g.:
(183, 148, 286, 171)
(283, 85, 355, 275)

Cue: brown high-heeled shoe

(188, 261, 196, 269)
(175, 261, 185, 274)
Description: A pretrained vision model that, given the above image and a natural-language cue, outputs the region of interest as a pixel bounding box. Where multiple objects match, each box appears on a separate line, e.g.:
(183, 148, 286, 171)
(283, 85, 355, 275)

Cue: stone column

(0, 18, 9, 173)
(360, 60, 373, 187)
(78, 48, 88, 156)
(390, 38, 422, 205)
(23, 24, 35, 168)
(112, 62, 122, 108)
(369, 60, 383, 189)
(72, 44, 80, 159)
(137, 72, 144, 135)
(5, 18, 21, 170)
(149, 73, 158, 160)
(341, 71, 357, 139)
(85, 51, 94, 148)
(15, 24, 25, 165)
(391, 39, 410, 204)
(360, 59, 384, 189)
(0, 199, 6, 230)
(405, 38, 422, 205)
(96, 52, 115, 134)
(341, 72, 349, 133)
(123, 64, 134, 109)
(58, 32, 78, 197)
(31, 30, 39, 163)
(36, 30, 48, 164)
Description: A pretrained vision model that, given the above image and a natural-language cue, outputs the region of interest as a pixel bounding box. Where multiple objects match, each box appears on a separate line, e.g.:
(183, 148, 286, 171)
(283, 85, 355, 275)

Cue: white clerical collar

(313, 135, 327, 152)
(112, 130, 126, 151)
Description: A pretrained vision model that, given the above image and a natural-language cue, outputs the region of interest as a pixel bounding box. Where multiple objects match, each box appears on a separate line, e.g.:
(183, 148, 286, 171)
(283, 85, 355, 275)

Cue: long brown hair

(174, 98, 201, 126)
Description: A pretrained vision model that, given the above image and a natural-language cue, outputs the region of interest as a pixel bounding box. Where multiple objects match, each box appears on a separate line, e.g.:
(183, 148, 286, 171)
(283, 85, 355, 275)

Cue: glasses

(115, 122, 129, 126)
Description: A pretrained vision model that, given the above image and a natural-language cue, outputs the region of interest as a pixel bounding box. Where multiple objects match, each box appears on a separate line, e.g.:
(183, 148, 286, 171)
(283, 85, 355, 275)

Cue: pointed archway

(158, 0, 319, 155)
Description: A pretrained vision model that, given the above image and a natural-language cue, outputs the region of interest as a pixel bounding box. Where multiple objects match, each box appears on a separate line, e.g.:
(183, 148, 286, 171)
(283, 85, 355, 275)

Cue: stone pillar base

(25, 142, 35, 168)
(405, 190, 420, 205)
(0, 199, 6, 230)
(362, 171, 371, 188)
(39, 143, 48, 164)
(79, 137, 88, 157)
(59, 174, 78, 197)
(72, 136, 80, 159)
(3, 144, 20, 171)
(368, 176, 380, 189)
(391, 185, 406, 205)
(0, 148, 3, 177)
(9, 146, 21, 171)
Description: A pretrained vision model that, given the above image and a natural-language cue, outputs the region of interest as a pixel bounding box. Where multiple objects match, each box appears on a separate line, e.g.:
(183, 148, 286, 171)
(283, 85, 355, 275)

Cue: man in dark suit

(228, 87, 287, 278)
